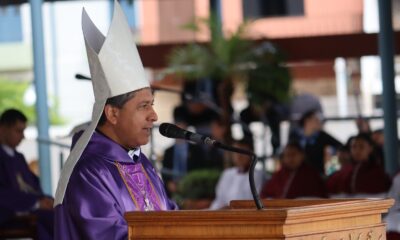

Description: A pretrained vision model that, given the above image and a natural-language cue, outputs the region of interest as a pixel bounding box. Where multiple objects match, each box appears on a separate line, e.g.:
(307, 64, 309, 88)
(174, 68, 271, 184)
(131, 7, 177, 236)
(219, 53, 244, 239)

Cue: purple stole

(115, 162, 166, 211)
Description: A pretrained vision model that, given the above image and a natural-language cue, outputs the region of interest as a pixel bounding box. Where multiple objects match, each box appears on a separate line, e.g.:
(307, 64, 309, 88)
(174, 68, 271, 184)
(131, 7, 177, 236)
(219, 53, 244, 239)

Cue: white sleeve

(385, 174, 400, 232)
(209, 171, 229, 210)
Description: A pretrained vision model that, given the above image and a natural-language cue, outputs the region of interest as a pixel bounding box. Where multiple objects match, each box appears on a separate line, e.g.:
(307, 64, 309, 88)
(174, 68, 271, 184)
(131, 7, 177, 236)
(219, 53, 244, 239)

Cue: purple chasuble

(0, 146, 44, 220)
(0, 146, 54, 240)
(55, 132, 177, 240)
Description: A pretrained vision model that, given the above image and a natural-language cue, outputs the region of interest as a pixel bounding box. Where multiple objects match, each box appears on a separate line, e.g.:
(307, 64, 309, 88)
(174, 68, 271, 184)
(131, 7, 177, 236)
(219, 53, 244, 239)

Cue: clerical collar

(1, 144, 15, 157)
(128, 148, 141, 161)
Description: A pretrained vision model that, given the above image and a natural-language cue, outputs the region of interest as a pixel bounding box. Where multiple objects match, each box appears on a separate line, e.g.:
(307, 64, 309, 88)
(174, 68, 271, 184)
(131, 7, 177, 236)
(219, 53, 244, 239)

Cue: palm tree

(167, 16, 292, 141)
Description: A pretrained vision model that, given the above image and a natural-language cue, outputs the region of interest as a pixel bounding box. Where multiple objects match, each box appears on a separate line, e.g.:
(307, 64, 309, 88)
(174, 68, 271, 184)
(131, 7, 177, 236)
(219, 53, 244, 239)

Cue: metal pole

(210, 0, 222, 36)
(378, 0, 399, 176)
(30, 0, 52, 194)
(334, 58, 349, 117)
(49, 3, 59, 114)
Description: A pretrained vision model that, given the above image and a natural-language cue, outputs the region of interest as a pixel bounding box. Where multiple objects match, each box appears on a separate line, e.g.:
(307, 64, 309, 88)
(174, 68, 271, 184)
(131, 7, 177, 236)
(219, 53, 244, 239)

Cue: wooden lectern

(125, 198, 393, 239)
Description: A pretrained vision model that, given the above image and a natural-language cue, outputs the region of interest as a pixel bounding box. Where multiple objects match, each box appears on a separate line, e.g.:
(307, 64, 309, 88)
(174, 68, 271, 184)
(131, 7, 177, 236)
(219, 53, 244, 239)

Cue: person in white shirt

(385, 173, 400, 239)
(209, 137, 265, 210)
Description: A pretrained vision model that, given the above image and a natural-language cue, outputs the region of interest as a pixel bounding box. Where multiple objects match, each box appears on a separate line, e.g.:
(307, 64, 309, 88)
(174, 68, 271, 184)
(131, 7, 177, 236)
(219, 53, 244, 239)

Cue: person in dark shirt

(289, 109, 343, 176)
(0, 109, 53, 240)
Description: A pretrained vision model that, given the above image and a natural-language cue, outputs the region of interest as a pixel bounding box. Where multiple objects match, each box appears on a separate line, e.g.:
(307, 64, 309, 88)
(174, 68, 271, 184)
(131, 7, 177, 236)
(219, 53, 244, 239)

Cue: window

(115, 0, 137, 28)
(243, 0, 304, 19)
(0, 6, 23, 43)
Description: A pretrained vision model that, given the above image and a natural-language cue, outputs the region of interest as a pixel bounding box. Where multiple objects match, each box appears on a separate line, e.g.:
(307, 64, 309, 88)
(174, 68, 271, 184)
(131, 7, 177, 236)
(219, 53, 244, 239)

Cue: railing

(36, 137, 70, 170)
(34, 114, 390, 183)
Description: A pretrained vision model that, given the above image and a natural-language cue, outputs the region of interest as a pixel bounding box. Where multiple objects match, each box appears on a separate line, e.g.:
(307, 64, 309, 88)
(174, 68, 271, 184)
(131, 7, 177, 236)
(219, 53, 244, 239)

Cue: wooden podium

(125, 198, 393, 239)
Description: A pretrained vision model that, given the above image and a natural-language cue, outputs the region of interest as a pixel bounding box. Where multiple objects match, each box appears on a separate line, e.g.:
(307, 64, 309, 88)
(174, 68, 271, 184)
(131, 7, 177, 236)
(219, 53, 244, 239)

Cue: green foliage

(167, 15, 292, 104)
(0, 78, 64, 125)
(178, 169, 221, 200)
(0, 78, 35, 123)
(246, 43, 292, 103)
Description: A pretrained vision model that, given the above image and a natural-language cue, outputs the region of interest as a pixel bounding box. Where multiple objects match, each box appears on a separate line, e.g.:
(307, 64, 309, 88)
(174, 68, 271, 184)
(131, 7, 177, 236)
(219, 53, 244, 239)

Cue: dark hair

(285, 141, 305, 153)
(0, 109, 27, 126)
(279, 141, 305, 162)
(350, 133, 378, 165)
(233, 136, 254, 152)
(98, 91, 136, 126)
(299, 109, 319, 127)
(372, 128, 383, 135)
(351, 133, 374, 146)
(173, 105, 188, 124)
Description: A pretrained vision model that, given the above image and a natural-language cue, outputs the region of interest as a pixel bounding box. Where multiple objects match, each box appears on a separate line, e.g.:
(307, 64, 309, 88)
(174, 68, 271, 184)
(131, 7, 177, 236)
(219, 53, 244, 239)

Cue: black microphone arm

(159, 123, 264, 210)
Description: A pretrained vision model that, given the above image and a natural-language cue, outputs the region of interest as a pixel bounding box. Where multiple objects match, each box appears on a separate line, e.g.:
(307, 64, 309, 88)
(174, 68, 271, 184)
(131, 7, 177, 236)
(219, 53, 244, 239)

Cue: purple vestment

(55, 132, 176, 240)
(0, 146, 54, 239)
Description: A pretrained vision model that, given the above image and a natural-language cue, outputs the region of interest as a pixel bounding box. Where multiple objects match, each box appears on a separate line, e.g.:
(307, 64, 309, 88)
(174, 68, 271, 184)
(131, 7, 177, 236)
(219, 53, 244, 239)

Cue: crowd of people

(161, 102, 399, 239)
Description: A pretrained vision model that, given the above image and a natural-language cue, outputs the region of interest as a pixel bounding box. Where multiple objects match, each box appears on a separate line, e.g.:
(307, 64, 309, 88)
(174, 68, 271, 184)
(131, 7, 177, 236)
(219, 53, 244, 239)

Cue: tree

(167, 16, 291, 135)
(0, 78, 64, 125)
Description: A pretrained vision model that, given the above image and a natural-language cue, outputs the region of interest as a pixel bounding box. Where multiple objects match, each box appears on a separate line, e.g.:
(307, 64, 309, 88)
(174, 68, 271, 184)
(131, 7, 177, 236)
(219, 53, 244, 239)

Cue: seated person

(0, 109, 53, 240)
(209, 137, 265, 209)
(326, 133, 391, 197)
(385, 172, 400, 240)
(261, 142, 327, 199)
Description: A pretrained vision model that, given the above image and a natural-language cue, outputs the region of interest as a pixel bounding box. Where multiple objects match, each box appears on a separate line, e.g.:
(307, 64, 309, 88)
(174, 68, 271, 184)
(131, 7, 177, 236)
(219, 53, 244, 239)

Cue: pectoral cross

(144, 197, 154, 211)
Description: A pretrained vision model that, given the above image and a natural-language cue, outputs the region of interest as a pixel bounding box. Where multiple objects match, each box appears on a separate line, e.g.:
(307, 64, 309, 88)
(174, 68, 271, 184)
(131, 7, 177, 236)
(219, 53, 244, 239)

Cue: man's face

(1, 120, 26, 149)
(113, 88, 158, 149)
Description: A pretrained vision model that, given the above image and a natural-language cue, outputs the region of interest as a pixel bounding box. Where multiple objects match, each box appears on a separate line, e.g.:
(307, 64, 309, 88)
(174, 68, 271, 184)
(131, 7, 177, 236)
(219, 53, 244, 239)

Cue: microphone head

(159, 123, 185, 139)
(75, 74, 91, 80)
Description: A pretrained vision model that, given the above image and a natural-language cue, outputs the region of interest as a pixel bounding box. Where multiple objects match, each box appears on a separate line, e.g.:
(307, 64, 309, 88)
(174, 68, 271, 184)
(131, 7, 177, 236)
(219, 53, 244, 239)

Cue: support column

(210, 0, 222, 36)
(334, 58, 349, 117)
(378, 0, 399, 176)
(30, 0, 52, 194)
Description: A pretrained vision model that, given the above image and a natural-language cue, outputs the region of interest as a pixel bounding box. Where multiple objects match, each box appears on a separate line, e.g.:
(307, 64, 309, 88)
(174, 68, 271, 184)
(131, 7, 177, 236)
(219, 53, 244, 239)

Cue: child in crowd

(327, 133, 391, 197)
(261, 142, 327, 199)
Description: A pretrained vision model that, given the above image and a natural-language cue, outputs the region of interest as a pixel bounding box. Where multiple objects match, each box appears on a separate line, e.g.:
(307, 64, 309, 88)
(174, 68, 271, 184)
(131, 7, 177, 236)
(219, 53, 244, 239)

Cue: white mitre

(55, 0, 149, 205)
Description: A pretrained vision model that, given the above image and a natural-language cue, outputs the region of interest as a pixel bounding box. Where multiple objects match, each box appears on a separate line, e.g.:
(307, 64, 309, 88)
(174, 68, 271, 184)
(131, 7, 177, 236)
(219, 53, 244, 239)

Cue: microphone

(75, 73, 91, 80)
(158, 122, 265, 210)
(159, 123, 217, 146)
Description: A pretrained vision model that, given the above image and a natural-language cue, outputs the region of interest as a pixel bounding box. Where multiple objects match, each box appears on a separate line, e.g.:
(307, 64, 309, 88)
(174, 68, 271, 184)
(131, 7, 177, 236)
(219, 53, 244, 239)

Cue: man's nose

(149, 106, 158, 122)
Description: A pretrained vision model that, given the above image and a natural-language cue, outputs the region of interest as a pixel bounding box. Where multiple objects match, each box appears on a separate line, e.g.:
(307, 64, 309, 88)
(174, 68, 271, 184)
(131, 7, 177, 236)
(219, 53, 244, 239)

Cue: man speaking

(54, 1, 176, 239)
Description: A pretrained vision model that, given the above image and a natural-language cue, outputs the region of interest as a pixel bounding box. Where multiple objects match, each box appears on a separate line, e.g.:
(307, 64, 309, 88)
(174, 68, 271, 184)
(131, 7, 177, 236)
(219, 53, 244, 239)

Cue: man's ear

(104, 105, 119, 125)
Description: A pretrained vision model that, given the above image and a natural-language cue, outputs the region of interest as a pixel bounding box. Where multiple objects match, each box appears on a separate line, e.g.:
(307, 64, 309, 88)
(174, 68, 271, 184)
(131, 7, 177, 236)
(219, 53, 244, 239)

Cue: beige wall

(140, 0, 363, 44)
(140, 0, 210, 44)
(222, 0, 363, 38)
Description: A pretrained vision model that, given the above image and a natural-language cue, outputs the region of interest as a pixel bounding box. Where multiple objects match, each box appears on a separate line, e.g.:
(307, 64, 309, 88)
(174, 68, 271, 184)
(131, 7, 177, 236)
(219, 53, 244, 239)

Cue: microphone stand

(213, 142, 265, 210)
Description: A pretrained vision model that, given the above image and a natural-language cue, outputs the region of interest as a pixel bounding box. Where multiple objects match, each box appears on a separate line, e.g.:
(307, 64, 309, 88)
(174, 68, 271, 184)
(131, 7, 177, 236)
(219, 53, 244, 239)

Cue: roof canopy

(0, 0, 70, 6)
(137, 31, 400, 68)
